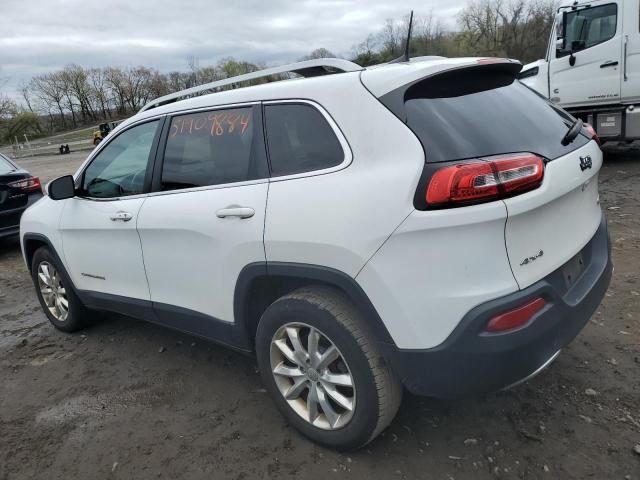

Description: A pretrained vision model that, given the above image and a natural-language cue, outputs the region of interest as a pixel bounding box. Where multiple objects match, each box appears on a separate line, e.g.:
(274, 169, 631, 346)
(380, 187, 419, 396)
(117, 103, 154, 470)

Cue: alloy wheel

(270, 322, 356, 430)
(37, 261, 69, 322)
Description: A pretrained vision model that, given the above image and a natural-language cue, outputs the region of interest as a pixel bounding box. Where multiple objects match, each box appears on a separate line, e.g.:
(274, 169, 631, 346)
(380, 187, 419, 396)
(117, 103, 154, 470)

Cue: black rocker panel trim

(22, 235, 395, 353)
(76, 290, 249, 354)
(22, 233, 251, 353)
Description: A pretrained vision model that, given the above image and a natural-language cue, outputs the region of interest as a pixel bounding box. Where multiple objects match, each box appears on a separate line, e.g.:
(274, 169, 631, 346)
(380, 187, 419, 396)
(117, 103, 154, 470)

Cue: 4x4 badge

(520, 250, 544, 266)
(579, 155, 592, 171)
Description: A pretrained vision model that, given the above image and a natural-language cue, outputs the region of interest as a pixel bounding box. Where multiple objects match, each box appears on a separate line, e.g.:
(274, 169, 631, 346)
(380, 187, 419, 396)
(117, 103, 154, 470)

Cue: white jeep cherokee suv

(20, 57, 612, 449)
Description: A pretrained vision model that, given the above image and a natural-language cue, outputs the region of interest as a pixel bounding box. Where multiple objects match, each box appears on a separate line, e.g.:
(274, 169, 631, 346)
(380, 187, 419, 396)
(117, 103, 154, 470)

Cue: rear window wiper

(561, 118, 583, 146)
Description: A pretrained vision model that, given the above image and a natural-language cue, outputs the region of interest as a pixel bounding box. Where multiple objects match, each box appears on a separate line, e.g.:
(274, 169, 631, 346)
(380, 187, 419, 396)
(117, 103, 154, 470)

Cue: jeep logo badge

(579, 155, 592, 171)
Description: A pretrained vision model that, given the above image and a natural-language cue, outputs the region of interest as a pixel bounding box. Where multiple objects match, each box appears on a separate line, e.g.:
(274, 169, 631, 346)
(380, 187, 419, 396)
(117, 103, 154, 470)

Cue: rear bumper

(381, 215, 612, 398)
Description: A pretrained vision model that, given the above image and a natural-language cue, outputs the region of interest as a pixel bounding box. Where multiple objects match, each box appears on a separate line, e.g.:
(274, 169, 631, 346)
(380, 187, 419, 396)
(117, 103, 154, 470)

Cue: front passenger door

(60, 119, 161, 300)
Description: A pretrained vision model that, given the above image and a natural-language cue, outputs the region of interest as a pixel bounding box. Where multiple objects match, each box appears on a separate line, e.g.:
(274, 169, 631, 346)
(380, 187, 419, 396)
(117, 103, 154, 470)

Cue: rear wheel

(31, 247, 90, 332)
(256, 286, 402, 449)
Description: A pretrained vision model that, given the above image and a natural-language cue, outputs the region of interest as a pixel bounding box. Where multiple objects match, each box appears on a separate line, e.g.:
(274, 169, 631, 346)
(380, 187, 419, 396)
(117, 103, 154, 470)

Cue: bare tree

(123, 66, 156, 111)
(459, 0, 556, 61)
(88, 67, 111, 120)
(353, 34, 379, 66)
(63, 64, 96, 122)
(413, 9, 447, 56)
(145, 70, 169, 104)
(18, 81, 35, 113)
(166, 71, 193, 92)
(58, 69, 79, 127)
(105, 67, 128, 115)
(300, 48, 336, 61)
(30, 73, 67, 127)
(0, 94, 16, 119)
(379, 18, 403, 58)
(198, 66, 219, 84)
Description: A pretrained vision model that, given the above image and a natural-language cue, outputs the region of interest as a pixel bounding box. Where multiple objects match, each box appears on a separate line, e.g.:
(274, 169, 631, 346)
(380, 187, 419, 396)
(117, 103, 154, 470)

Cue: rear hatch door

(503, 141, 602, 289)
(366, 59, 602, 290)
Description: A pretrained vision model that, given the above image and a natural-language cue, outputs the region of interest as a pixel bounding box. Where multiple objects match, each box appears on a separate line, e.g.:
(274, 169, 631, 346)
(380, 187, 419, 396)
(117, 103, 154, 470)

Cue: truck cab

(520, 0, 640, 142)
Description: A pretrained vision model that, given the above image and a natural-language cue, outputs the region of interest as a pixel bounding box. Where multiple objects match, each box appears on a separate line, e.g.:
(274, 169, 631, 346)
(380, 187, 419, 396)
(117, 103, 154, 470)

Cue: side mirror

(48, 175, 76, 200)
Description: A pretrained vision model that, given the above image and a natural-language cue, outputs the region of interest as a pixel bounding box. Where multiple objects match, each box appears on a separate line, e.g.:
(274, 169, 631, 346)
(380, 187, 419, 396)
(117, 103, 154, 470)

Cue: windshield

(404, 70, 589, 163)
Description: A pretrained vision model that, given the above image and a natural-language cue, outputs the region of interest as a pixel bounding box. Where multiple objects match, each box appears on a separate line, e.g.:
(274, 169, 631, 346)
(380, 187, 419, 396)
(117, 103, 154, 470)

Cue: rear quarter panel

(356, 202, 519, 349)
(263, 75, 425, 277)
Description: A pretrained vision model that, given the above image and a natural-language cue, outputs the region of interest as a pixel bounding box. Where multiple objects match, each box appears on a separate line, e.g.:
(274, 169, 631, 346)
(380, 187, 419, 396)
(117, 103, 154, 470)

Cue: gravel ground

(1, 145, 639, 480)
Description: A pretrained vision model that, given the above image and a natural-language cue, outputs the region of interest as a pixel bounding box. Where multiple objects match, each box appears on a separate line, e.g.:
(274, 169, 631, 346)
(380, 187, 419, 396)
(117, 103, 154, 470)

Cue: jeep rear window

(403, 69, 589, 163)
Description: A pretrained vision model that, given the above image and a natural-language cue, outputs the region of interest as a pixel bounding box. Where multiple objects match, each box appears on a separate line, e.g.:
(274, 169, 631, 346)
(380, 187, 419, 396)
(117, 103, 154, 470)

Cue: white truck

(520, 0, 640, 142)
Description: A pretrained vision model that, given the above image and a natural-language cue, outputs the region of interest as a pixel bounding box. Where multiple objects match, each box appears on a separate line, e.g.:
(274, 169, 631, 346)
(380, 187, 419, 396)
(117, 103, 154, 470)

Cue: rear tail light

(8, 176, 42, 193)
(583, 123, 601, 146)
(485, 297, 546, 333)
(426, 153, 544, 207)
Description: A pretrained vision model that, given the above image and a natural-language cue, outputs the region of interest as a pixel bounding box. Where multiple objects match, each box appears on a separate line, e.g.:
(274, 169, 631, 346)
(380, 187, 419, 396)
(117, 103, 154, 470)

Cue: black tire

(31, 246, 90, 332)
(256, 286, 402, 449)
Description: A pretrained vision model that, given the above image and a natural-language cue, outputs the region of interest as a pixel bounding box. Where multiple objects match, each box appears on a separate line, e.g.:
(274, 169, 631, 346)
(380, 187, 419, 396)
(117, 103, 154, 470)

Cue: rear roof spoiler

(374, 60, 523, 123)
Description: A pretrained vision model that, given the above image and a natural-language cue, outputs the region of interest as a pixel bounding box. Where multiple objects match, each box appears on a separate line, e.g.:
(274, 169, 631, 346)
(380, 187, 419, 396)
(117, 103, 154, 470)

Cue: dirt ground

(1, 146, 639, 480)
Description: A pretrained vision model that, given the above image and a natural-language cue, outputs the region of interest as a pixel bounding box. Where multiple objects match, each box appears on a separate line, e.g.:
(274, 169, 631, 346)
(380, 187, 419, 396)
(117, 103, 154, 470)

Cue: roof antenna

(390, 10, 414, 64)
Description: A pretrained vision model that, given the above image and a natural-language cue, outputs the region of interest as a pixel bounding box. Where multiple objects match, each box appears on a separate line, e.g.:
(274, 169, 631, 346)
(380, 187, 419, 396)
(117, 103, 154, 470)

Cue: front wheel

(256, 286, 402, 449)
(31, 247, 90, 332)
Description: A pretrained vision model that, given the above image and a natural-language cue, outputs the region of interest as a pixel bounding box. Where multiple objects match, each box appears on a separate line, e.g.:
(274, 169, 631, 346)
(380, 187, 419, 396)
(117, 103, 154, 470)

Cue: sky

(0, 0, 465, 101)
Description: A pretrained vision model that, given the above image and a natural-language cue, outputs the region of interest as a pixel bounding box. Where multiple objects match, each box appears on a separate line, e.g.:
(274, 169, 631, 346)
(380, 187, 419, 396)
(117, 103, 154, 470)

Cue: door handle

(623, 35, 629, 81)
(216, 206, 255, 219)
(600, 60, 619, 68)
(110, 211, 133, 222)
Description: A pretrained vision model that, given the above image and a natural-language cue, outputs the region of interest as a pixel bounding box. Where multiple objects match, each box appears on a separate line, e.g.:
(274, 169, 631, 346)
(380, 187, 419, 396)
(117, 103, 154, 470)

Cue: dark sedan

(0, 153, 42, 239)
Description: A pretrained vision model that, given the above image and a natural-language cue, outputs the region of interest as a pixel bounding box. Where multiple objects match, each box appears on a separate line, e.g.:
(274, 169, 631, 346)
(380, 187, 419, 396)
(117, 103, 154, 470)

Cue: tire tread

(280, 286, 402, 446)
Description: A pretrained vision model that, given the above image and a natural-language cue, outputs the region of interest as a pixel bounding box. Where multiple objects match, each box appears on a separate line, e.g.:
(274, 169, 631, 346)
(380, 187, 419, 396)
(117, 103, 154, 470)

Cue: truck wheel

(31, 247, 90, 333)
(256, 286, 402, 449)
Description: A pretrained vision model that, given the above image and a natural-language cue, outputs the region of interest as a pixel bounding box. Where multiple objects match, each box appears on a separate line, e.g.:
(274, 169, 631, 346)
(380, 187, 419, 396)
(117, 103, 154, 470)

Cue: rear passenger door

(137, 104, 269, 333)
(262, 101, 356, 272)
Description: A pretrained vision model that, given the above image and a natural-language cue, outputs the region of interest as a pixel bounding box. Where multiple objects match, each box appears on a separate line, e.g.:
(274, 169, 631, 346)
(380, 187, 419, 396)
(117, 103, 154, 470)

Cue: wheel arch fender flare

(233, 262, 396, 351)
(22, 233, 77, 291)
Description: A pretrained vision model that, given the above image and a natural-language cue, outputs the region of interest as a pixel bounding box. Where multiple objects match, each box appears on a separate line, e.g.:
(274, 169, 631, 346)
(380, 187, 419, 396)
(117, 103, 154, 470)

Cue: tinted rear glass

(404, 70, 589, 163)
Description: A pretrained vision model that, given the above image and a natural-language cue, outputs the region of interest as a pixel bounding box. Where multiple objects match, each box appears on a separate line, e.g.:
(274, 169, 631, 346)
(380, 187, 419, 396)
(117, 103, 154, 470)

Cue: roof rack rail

(140, 58, 362, 112)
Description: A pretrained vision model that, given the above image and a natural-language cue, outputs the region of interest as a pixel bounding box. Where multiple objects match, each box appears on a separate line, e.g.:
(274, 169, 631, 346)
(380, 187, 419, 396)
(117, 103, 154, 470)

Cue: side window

(161, 106, 266, 191)
(264, 103, 344, 177)
(82, 120, 159, 198)
(558, 3, 617, 57)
